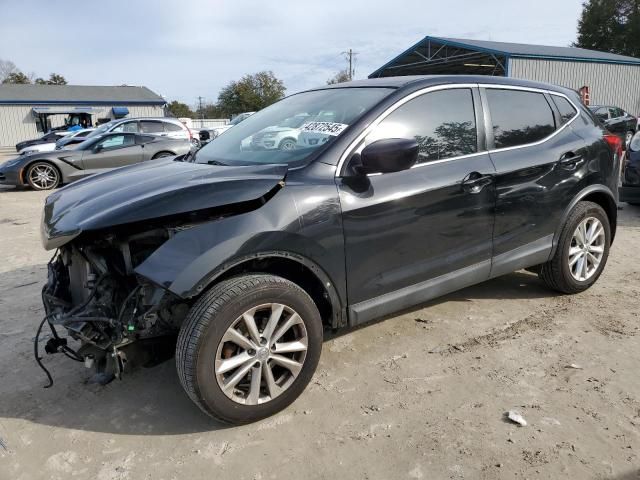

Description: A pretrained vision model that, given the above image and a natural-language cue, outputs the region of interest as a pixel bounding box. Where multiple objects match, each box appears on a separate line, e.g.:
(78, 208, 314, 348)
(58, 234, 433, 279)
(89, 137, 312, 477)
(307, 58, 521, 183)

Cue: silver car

(87, 117, 193, 142)
(0, 132, 191, 190)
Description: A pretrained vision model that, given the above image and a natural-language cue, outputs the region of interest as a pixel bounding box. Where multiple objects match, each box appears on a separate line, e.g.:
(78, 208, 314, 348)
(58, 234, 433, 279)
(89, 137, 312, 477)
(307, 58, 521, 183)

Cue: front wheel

(26, 162, 60, 190)
(176, 274, 322, 424)
(539, 201, 610, 294)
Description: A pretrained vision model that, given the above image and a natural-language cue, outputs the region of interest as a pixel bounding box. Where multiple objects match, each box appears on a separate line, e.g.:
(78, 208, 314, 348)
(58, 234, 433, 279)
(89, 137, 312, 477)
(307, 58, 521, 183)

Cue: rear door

(163, 121, 188, 140)
(81, 133, 143, 171)
(338, 86, 496, 324)
(140, 120, 166, 137)
(482, 86, 586, 276)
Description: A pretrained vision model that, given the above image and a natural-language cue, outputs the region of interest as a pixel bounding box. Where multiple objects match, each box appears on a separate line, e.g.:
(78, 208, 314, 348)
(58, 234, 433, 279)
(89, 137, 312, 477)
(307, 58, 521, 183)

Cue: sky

(0, 0, 585, 108)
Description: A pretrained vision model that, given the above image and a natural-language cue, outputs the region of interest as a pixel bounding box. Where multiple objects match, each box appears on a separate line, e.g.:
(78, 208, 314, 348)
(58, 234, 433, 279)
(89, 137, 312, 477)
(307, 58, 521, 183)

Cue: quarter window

(164, 122, 184, 132)
(365, 89, 478, 164)
(486, 89, 556, 149)
(551, 96, 578, 125)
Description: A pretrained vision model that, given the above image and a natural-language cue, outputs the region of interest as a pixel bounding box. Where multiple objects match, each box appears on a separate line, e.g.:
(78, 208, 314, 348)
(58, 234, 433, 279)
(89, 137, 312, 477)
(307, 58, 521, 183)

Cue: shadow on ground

(0, 264, 564, 436)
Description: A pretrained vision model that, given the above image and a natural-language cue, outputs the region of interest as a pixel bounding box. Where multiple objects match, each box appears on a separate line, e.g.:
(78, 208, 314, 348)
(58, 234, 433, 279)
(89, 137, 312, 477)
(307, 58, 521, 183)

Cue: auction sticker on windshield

(300, 122, 349, 136)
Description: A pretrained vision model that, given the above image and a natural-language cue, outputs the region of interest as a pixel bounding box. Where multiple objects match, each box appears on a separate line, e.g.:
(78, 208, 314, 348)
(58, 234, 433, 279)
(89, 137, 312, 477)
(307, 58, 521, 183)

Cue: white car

(19, 129, 95, 155)
(240, 114, 309, 150)
(200, 112, 255, 143)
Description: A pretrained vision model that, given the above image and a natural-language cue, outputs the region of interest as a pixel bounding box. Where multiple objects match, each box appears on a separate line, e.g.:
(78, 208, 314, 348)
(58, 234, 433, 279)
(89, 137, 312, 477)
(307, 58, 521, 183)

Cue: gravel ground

(0, 177, 639, 480)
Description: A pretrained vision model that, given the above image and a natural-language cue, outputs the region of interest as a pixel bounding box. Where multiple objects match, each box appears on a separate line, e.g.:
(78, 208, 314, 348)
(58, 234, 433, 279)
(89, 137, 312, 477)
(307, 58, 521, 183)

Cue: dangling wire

(34, 315, 54, 388)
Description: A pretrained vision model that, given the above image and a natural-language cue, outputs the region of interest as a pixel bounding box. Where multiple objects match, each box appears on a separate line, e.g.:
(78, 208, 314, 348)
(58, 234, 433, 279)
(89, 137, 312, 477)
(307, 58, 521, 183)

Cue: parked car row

(588, 104, 637, 147)
(1, 117, 192, 190)
(198, 112, 255, 144)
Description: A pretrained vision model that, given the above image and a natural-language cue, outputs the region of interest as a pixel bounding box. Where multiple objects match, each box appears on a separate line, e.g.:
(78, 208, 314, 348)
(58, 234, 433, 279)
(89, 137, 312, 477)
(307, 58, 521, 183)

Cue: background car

(0, 132, 190, 190)
(240, 114, 309, 150)
(15, 131, 71, 153)
(199, 112, 255, 144)
(620, 131, 640, 205)
(54, 128, 95, 150)
(19, 128, 95, 155)
(85, 117, 194, 143)
(589, 105, 637, 147)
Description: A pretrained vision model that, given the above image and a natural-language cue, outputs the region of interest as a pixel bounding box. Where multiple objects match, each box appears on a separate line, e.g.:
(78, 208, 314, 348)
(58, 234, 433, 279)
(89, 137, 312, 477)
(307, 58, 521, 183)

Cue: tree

(217, 71, 286, 114)
(47, 73, 67, 85)
(0, 59, 18, 83)
(167, 100, 194, 118)
(574, 0, 640, 58)
(326, 69, 351, 85)
(2, 71, 31, 84)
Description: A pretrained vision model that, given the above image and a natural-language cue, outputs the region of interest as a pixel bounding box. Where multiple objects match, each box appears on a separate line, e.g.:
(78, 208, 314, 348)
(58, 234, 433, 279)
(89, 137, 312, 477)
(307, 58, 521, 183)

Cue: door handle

(559, 152, 583, 170)
(461, 172, 494, 194)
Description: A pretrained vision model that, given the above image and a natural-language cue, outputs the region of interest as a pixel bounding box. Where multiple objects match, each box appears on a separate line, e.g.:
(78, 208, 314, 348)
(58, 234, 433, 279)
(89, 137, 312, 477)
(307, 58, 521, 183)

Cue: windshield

(195, 88, 391, 167)
(229, 113, 251, 126)
(86, 121, 117, 139)
(67, 135, 100, 151)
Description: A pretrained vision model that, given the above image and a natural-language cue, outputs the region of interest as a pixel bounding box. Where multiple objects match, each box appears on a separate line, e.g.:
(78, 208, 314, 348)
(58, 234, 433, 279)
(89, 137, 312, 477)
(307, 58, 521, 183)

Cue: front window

(194, 88, 391, 167)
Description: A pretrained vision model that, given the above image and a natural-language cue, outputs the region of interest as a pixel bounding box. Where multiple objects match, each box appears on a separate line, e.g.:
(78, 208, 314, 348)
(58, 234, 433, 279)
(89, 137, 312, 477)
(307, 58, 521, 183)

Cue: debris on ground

(565, 363, 583, 369)
(506, 410, 528, 427)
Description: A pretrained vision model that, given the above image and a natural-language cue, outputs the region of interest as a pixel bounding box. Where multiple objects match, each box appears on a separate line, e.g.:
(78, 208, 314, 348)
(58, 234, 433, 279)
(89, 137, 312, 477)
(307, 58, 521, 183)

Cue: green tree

(217, 71, 285, 114)
(167, 100, 194, 118)
(574, 0, 640, 57)
(47, 73, 67, 85)
(327, 69, 351, 85)
(2, 71, 31, 84)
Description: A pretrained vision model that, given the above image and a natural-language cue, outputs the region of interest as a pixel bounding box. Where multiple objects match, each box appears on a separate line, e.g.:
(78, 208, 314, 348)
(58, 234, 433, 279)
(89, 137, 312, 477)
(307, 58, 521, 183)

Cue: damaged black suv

(39, 76, 620, 424)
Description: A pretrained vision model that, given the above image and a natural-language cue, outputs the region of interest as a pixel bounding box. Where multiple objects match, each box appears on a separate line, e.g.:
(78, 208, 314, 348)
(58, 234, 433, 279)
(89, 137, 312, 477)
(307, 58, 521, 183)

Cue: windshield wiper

(207, 160, 227, 166)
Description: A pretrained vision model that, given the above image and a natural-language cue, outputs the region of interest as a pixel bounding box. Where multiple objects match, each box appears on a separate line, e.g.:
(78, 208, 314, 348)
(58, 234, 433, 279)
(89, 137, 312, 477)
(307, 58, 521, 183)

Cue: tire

(25, 161, 60, 190)
(625, 130, 635, 149)
(152, 151, 174, 159)
(278, 138, 297, 150)
(539, 201, 610, 294)
(176, 274, 323, 424)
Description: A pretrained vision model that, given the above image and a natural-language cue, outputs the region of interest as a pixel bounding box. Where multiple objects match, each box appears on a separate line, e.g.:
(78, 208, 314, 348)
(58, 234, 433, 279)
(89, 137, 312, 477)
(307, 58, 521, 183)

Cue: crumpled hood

(41, 159, 288, 250)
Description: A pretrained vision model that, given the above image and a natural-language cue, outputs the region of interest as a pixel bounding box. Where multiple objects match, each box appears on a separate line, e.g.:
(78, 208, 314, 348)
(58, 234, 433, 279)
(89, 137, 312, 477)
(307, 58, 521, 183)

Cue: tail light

(604, 132, 623, 160)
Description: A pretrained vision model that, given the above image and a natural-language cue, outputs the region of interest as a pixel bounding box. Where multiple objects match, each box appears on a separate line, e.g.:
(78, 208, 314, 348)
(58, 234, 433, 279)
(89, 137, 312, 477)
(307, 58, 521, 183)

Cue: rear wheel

(625, 130, 635, 149)
(26, 162, 60, 190)
(176, 274, 322, 424)
(539, 201, 610, 293)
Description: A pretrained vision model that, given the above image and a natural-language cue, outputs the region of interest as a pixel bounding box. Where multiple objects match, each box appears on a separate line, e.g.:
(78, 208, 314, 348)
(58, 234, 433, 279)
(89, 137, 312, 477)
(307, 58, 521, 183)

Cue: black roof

(313, 75, 577, 96)
(0, 84, 166, 105)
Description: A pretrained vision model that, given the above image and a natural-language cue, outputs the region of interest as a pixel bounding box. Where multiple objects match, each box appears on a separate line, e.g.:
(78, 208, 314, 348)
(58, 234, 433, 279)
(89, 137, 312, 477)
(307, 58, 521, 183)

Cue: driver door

(81, 133, 143, 171)
(337, 87, 496, 325)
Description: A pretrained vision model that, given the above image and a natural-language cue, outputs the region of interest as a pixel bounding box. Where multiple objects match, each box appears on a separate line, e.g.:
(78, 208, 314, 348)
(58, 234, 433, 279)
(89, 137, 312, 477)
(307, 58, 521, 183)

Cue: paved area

(0, 177, 639, 479)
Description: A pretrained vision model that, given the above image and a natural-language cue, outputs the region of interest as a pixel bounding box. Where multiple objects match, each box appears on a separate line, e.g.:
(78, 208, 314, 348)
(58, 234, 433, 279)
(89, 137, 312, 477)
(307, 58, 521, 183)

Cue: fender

(134, 184, 348, 322)
(189, 250, 345, 328)
(548, 184, 617, 259)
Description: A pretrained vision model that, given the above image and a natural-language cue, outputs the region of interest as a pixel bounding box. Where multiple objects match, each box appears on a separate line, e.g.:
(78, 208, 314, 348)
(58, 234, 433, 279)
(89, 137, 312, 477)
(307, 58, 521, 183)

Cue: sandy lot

(0, 177, 639, 480)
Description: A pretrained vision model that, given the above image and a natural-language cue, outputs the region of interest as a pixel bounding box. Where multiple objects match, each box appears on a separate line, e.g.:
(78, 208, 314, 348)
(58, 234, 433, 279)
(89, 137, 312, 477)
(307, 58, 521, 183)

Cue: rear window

(486, 89, 556, 149)
(551, 96, 578, 125)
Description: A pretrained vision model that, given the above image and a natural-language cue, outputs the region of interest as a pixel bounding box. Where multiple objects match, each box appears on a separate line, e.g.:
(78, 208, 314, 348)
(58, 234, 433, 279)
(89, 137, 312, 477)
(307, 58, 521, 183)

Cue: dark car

(54, 128, 95, 150)
(588, 105, 637, 146)
(0, 132, 190, 190)
(15, 131, 70, 153)
(36, 76, 620, 424)
(620, 131, 640, 205)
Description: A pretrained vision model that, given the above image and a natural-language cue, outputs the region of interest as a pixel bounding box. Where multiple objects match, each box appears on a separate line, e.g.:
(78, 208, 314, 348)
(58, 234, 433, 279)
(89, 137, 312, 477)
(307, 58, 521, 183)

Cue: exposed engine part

(35, 228, 188, 387)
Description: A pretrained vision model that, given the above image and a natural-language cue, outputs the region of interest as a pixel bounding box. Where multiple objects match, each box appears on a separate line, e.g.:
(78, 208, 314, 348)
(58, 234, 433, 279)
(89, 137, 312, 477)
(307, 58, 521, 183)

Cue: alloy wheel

(568, 216, 605, 282)
(28, 164, 58, 189)
(215, 303, 308, 405)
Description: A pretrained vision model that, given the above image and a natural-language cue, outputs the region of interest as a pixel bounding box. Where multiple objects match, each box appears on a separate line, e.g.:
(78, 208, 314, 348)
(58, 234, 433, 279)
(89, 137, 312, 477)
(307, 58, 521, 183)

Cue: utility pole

(197, 96, 204, 127)
(342, 49, 358, 80)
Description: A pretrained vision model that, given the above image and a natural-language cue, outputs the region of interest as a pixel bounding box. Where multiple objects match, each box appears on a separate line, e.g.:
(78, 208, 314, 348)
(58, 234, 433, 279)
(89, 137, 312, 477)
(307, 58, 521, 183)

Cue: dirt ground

(1, 175, 639, 480)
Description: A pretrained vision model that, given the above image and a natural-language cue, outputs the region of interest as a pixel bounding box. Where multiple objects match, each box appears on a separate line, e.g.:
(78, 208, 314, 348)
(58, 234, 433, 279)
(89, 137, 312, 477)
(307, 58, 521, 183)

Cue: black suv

(38, 76, 620, 424)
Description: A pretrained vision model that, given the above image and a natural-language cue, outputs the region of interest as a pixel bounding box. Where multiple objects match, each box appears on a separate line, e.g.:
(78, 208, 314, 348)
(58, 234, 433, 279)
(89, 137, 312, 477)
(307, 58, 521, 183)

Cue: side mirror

(93, 144, 103, 153)
(358, 138, 419, 174)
